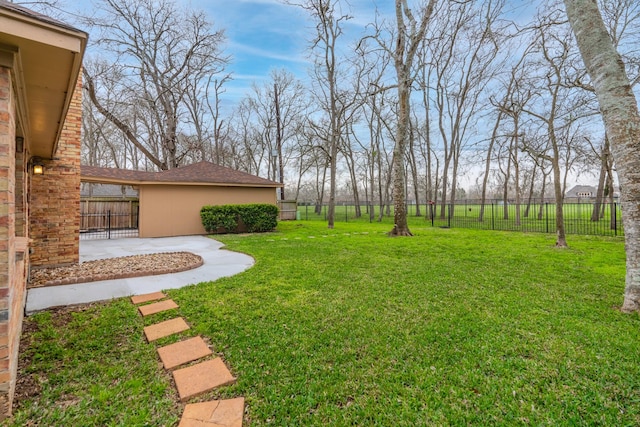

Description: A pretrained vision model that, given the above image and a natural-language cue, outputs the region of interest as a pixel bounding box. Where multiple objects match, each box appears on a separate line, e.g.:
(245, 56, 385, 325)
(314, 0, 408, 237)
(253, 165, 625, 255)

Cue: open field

(8, 222, 639, 426)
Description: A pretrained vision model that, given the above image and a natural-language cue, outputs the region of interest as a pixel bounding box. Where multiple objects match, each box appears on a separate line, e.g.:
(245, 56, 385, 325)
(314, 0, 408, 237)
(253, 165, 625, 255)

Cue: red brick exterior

(29, 76, 82, 268)
(0, 65, 26, 418)
(0, 67, 82, 418)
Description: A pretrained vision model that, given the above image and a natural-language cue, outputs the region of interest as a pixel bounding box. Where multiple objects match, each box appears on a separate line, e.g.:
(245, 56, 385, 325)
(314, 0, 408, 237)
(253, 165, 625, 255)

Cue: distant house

(80, 182, 139, 199)
(566, 185, 597, 199)
(81, 161, 283, 238)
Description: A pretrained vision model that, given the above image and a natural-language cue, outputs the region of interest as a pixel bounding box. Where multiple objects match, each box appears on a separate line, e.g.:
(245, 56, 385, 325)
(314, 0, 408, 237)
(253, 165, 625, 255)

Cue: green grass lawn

(8, 222, 640, 426)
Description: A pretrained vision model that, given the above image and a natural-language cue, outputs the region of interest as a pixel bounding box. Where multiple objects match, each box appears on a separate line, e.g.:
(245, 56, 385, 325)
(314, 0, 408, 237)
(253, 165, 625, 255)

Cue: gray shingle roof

(0, 0, 86, 34)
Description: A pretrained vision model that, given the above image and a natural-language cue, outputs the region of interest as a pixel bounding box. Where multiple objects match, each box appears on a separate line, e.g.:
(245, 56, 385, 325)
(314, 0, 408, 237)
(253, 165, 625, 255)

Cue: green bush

(239, 204, 279, 232)
(200, 204, 278, 234)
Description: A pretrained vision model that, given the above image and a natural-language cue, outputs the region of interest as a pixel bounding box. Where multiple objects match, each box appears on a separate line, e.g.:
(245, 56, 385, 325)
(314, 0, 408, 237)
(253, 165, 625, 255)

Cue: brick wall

(29, 75, 82, 268)
(0, 65, 19, 418)
(0, 63, 82, 421)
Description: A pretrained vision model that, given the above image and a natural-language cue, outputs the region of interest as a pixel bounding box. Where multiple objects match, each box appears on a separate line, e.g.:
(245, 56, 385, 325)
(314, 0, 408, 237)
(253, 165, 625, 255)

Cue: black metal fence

(297, 200, 623, 237)
(80, 209, 139, 240)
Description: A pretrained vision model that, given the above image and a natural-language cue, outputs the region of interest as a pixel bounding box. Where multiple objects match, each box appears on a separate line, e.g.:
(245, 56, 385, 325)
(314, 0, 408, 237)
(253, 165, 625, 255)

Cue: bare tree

(564, 0, 640, 311)
(287, 0, 353, 228)
(243, 69, 309, 197)
(370, 0, 436, 236)
(519, 12, 592, 247)
(83, 0, 229, 170)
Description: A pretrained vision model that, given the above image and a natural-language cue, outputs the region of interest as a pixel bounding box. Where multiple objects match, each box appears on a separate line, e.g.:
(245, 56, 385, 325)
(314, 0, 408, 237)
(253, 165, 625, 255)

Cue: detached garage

(81, 161, 282, 237)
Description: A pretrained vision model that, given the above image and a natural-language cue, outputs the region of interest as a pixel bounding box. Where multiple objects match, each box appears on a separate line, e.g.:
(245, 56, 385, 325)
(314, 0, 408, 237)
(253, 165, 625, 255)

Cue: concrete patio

(26, 236, 254, 314)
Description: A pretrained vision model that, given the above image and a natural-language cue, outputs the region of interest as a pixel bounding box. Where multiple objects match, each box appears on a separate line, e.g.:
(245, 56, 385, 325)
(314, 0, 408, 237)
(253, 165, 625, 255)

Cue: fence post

(448, 204, 452, 228)
(107, 210, 111, 239)
(614, 202, 617, 236)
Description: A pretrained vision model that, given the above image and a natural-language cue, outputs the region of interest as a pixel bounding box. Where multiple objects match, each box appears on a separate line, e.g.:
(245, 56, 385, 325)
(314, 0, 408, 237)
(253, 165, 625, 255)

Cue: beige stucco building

(0, 0, 86, 417)
(81, 161, 282, 238)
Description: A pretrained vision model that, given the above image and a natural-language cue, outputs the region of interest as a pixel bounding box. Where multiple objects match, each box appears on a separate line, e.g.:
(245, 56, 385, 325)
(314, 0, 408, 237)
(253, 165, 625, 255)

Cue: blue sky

(189, 0, 313, 103)
(53, 0, 537, 111)
(184, 0, 536, 109)
(186, 0, 392, 107)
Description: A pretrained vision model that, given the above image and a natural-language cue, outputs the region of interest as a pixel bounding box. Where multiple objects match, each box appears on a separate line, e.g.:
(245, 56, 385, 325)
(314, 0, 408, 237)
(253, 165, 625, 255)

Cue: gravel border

(29, 252, 204, 288)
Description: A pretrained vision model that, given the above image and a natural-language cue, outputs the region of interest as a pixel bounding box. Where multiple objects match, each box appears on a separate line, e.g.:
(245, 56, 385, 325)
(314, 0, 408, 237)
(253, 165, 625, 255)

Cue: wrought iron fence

(296, 200, 623, 237)
(80, 209, 139, 240)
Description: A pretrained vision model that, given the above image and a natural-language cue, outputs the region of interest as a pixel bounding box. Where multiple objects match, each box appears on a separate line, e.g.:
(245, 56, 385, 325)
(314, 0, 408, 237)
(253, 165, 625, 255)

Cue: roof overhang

(0, 3, 87, 158)
(81, 175, 283, 188)
(81, 162, 284, 188)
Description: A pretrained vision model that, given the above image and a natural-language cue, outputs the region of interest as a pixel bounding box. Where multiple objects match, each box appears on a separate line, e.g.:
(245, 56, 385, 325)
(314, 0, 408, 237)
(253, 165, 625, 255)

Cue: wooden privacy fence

(277, 200, 298, 220)
(80, 199, 139, 231)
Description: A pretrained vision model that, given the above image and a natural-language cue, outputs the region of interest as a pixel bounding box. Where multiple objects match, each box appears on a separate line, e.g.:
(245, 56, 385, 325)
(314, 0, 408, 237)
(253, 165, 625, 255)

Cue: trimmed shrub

(200, 204, 278, 234)
(239, 204, 279, 232)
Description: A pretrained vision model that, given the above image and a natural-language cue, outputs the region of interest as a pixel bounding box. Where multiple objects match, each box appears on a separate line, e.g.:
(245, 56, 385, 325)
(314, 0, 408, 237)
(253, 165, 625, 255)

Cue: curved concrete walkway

(26, 236, 254, 314)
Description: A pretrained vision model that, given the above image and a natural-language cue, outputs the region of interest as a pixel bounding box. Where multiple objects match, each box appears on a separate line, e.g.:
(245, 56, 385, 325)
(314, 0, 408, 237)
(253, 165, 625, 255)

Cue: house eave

(81, 175, 283, 188)
(0, 4, 87, 158)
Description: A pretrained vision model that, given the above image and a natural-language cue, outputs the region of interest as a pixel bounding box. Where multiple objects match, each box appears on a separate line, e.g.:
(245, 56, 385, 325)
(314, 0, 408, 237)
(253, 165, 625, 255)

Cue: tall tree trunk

(390, 5, 412, 236)
(389, 0, 435, 236)
(565, 0, 640, 311)
(551, 145, 567, 247)
(390, 84, 411, 236)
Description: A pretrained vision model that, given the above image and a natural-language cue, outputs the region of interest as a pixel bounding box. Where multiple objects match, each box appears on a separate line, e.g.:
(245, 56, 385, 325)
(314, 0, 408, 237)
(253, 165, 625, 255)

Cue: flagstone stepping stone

(157, 336, 213, 370)
(131, 291, 166, 305)
(144, 317, 190, 342)
(173, 358, 236, 401)
(138, 299, 178, 316)
(179, 397, 245, 427)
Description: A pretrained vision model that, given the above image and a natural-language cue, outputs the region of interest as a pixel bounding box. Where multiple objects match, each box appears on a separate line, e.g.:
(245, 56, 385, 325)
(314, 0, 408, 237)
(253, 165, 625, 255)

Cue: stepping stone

(173, 358, 236, 402)
(144, 317, 190, 342)
(157, 336, 213, 370)
(138, 299, 178, 316)
(131, 291, 166, 305)
(179, 397, 245, 427)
